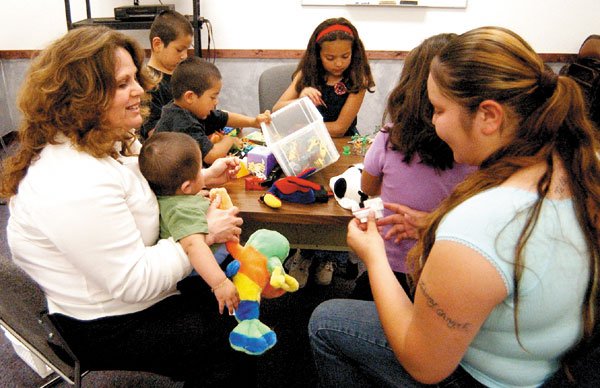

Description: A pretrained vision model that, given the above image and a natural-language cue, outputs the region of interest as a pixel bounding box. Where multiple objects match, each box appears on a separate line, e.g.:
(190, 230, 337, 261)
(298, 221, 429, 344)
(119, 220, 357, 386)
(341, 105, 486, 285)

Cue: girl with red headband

(274, 17, 375, 288)
(273, 17, 375, 138)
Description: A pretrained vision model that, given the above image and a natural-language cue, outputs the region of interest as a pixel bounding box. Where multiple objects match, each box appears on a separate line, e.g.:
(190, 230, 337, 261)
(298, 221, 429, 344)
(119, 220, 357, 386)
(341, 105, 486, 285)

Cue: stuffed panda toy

(329, 163, 369, 211)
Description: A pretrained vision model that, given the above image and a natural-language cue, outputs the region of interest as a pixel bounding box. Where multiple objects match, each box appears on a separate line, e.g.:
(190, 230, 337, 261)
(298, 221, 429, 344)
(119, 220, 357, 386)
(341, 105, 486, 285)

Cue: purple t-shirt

(363, 130, 476, 273)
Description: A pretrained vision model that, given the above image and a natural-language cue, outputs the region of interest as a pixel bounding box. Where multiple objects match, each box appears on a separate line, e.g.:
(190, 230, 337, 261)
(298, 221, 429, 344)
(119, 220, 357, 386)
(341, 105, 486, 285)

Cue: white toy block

(352, 197, 384, 223)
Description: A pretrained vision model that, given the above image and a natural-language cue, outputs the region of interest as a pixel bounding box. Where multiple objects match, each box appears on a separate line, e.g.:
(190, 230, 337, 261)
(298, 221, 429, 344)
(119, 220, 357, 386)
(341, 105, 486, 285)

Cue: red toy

(245, 176, 266, 191)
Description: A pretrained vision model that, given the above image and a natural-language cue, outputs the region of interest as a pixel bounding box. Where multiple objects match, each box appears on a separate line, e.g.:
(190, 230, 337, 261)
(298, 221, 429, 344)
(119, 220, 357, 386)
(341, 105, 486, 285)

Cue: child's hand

(209, 132, 224, 144)
(197, 189, 210, 198)
(254, 110, 272, 127)
(232, 137, 244, 150)
(300, 87, 326, 107)
(213, 278, 240, 315)
(204, 156, 241, 185)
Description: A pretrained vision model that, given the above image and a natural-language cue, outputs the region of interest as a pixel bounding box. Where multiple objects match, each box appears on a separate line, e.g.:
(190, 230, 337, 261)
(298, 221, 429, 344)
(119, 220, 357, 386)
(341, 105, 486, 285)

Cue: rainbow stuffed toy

(209, 188, 299, 355)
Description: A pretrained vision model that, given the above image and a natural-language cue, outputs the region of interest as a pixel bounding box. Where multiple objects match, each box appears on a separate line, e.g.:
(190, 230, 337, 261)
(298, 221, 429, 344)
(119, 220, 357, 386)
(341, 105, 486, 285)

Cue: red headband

(316, 24, 354, 43)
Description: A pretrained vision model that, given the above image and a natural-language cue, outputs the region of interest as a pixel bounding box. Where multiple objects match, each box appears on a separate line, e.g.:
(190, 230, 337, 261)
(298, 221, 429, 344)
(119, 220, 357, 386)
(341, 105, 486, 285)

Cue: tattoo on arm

(419, 281, 472, 332)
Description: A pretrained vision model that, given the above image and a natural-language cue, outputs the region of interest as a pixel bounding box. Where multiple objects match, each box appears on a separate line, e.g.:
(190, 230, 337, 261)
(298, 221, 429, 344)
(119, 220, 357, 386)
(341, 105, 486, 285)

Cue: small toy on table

(222, 126, 239, 137)
(208, 188, 299, 355)
(329, 163, 369, 211)
(350, 134, 372, 156)
(235, 158, 250, 178)
(260, 168, 331, 209)
(247, 145, 278, 180)
(243, 130, 266, 146)
(210, 126, 241, 148)
(245, 176, 266, 191)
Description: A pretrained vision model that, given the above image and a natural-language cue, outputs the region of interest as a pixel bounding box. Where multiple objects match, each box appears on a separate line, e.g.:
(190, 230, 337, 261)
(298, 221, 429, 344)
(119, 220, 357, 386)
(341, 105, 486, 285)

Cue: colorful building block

(247, 146, 278, 179)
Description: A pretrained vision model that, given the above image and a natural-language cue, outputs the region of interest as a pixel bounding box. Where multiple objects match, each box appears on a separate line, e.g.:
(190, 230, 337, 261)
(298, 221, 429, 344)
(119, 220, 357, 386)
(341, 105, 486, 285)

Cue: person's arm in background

(361, 131, 384, 196)
(203, 136, 240, 165)
(325, 89, 367, 138)
(274, 71, 327, 111)
(226, 111, 271, 129)
(273, 71, 364, 137)
(140, 70, 169, 139)
(273, 72, 304, 112)
(361, 169, 381, 196)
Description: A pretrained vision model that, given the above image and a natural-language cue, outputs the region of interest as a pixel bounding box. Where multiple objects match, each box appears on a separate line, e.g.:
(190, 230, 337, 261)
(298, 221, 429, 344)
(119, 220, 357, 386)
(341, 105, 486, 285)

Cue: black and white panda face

(329, 163, 369, 210)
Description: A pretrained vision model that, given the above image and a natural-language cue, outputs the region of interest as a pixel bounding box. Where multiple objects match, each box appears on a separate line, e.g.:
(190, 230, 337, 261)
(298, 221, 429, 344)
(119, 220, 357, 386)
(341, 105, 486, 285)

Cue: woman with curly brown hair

(1, 26, 252, 386)
(310, 26, 600, 387)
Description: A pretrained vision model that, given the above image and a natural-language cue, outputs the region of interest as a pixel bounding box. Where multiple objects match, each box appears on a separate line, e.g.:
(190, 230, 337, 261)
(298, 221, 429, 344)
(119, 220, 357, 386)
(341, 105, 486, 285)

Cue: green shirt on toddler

(157, 195, 217, 253)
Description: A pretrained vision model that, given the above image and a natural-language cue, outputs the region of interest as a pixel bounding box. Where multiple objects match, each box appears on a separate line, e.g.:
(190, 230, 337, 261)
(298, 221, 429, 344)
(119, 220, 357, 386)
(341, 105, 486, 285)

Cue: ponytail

(407, 27, 600, 376)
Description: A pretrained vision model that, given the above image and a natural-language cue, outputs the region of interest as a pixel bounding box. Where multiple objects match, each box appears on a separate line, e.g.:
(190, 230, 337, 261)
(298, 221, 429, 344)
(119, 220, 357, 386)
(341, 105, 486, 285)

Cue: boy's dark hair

(579, 34, 600, 60)
(139, 132, 201, 196)
(295, 17, 375, 94)
(383, 33, 457, 171)
(149, 10, 193, 47)
(171, 57, 221, 99)
(560, 35, 600, 128)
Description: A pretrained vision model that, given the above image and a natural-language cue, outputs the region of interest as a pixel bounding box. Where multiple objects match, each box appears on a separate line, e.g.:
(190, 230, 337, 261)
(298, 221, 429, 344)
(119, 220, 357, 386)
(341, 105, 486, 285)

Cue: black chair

(0, 255, 85, 387)
(258, 63, 297, 113)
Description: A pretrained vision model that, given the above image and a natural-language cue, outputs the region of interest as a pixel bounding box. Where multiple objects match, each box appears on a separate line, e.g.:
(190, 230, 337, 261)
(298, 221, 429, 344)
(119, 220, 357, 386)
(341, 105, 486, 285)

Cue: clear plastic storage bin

(261, 97, 339, 176)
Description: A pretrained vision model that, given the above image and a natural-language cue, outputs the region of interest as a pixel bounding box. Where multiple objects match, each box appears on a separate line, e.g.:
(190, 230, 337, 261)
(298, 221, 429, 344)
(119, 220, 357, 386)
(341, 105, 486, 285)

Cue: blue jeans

(308, 299, 484, 388)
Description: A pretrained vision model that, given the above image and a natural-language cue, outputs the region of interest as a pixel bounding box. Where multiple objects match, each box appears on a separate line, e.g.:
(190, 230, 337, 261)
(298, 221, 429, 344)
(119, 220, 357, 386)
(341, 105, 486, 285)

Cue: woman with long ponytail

(309, 26, 600, 387)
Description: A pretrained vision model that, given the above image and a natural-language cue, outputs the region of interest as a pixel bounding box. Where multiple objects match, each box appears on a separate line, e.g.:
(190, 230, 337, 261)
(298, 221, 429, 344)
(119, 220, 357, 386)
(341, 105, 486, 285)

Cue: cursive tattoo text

(419, 280, 472, 332)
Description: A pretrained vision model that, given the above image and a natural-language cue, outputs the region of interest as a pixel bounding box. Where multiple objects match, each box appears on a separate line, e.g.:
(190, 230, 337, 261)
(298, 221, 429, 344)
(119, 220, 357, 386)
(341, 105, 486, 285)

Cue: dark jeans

(51, 276, 256, 387)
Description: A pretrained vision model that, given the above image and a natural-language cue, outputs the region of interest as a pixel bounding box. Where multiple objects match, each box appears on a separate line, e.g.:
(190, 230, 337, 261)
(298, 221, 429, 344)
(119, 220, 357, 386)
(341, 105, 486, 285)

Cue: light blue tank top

(436, 187, 589, 387)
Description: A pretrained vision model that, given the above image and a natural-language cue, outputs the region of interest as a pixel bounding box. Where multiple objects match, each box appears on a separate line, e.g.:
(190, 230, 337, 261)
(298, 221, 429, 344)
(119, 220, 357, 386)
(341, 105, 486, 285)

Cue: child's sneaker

(284, 249, 301, 272)
(286, 250, 311, 288)
(315, 260, 334, 286)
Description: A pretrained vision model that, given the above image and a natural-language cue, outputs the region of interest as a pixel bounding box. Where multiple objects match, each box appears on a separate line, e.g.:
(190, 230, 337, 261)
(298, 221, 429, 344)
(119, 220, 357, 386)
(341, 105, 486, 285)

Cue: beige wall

(0, 0, 598, 52)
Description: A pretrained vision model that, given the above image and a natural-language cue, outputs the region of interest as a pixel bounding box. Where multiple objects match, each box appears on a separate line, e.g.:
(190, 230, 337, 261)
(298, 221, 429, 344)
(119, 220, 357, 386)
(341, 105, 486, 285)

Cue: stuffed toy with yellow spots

(209, 188, 299, 355)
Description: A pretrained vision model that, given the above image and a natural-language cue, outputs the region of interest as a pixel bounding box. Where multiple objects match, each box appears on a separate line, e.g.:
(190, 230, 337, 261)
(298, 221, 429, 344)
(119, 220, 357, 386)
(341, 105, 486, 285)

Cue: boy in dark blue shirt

(155, 57, 271, 165)
(142, 10, 193, 139)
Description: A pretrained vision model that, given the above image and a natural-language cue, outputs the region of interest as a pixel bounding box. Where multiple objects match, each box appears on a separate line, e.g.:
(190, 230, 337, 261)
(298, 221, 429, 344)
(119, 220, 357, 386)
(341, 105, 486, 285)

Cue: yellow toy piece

(236, 159, 250, 178)
(209, 187, 233, 209)
(261, 193, 282, 209)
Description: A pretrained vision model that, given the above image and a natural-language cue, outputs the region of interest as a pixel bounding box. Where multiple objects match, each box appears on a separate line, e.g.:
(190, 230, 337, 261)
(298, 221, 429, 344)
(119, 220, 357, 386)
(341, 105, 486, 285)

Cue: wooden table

(224, 137, 364, 250)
